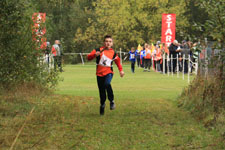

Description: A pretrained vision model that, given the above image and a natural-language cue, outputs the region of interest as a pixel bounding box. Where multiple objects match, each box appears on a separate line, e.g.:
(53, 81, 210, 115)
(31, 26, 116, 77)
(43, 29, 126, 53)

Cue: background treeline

(31, 0, 210, 52)
(2, 0, 212, 52)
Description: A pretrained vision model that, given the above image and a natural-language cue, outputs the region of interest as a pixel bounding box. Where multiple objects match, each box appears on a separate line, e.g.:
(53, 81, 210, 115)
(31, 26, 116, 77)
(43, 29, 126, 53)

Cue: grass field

(56, 64, 189, 100)
(0, 64, 224, 150)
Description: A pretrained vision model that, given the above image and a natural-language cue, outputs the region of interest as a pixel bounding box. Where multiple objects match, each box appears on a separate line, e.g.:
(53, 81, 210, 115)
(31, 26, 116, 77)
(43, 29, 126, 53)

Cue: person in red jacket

(87, 35, 125, 115)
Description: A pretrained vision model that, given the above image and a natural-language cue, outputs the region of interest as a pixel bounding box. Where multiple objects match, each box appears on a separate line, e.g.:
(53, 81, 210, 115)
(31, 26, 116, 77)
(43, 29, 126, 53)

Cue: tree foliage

(74, 0, 189, 51)
(32, 0, 95, 52)
(0, 0, 58, 89)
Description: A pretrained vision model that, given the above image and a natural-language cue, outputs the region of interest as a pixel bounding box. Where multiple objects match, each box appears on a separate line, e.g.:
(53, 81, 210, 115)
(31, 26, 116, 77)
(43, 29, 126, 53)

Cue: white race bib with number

(99, 53, 113, 67)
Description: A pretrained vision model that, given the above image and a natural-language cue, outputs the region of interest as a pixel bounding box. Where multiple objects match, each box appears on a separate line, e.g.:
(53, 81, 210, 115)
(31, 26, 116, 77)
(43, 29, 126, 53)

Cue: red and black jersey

(87, 46, 123, 77)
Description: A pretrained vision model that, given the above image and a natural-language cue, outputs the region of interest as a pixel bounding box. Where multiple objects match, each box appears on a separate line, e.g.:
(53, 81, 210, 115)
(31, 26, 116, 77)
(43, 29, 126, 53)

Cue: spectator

(153, 44, 157, 71)
(136, 47, 141, 67)
(156, 44, 162, 72)
(45, 42, 51, 67)
(169, 40, 181, 73)
(52, 40, 63, 72)
(181, 40, 191, 73)
(160, 43, 168, 73)
(190, 42, 200, 73)
(144, 44, 152, 72)
(140, 46, 145, 68)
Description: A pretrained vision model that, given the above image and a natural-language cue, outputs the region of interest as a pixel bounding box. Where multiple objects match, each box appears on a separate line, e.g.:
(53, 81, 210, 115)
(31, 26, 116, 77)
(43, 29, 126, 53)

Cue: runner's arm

(114, 55, 123, 72)
(87, 49, 96, 60)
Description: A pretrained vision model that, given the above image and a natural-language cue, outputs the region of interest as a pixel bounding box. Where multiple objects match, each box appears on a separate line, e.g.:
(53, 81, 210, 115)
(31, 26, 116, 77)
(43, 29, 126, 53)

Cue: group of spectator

(43, 40, 63, 72)
(129, 40, 199, 74)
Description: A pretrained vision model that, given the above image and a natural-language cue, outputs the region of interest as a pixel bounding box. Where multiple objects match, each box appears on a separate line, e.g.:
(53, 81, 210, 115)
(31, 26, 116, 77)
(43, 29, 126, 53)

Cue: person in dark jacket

(181, 40, 191, 73)
(169, 40, 181, 72)
(136, 47, 141, 67)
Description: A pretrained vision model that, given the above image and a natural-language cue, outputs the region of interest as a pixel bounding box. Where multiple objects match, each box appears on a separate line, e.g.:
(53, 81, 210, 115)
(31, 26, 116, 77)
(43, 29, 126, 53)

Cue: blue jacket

(140, 50, 146, 59)
(135, 50, 140, 59)
(129, 51, 137, 61)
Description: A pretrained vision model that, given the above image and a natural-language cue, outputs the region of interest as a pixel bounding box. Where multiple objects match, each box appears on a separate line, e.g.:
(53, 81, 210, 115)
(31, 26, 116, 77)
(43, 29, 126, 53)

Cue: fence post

(188, 55, 190, 84)
(171, 55, 173, 77)
(163, 53, 165, 74)
(120, 48, 122, 65)
(80, 53, 84, 65)
(177, 54, 179, 78)
(167, 55, 169, 76)
(183, 55, 185, 80)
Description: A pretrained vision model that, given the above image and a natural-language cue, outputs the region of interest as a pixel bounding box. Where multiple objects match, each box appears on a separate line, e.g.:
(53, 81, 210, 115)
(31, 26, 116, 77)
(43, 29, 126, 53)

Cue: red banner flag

(161, 14, 176, 47)
(32, 13, 46, 50)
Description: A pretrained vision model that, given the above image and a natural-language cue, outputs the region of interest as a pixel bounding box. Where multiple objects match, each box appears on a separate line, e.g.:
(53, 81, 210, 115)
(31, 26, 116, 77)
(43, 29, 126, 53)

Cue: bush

(0, 0, 59, 89)
(178, 72, 225, 136)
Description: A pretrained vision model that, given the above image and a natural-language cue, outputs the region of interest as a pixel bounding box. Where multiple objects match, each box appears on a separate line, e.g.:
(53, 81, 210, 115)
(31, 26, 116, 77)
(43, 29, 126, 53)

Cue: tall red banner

(32, 13, 46, 50)
(161, 14, 176, 47)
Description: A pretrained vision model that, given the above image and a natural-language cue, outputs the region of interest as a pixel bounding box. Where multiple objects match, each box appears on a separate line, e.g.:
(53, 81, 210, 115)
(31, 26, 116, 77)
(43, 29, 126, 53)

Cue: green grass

(0, 65, 224, 150)
(55, 64, 189, 100)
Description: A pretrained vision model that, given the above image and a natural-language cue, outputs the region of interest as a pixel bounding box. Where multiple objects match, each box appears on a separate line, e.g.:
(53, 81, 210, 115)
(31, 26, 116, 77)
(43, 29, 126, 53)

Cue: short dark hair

(104, 35, 112, 41)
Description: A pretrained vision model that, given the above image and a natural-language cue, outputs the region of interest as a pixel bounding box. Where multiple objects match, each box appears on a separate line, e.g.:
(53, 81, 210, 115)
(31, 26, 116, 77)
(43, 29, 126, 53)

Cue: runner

(87, 35, 125, 115)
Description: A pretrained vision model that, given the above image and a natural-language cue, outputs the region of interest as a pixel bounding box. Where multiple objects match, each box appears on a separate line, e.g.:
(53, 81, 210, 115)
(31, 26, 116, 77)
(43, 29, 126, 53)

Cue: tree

(183, 0, 209, 41)
(74, 0, 188, 52)
(0, 0, 58, 89)
(32, 0, 96, 53)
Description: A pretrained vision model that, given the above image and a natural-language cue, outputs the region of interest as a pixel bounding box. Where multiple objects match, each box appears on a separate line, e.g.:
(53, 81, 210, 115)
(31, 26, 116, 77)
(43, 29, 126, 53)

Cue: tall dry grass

(178, 72, 225, 138)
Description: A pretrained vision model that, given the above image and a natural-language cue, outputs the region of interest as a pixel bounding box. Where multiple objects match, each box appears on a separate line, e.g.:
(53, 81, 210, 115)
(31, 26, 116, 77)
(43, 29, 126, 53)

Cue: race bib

(130, 54, 135, 59)
(99, 53, 113, 67)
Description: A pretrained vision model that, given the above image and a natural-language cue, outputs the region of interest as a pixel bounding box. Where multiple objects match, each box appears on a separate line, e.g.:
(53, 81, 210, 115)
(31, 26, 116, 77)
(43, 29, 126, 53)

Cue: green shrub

(0, 0, 59, 89)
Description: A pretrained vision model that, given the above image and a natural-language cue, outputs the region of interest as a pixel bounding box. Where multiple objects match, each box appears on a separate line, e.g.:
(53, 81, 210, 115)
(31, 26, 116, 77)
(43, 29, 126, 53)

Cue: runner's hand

(120, 71, 125, 78)
(96, 51, 100, 57)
